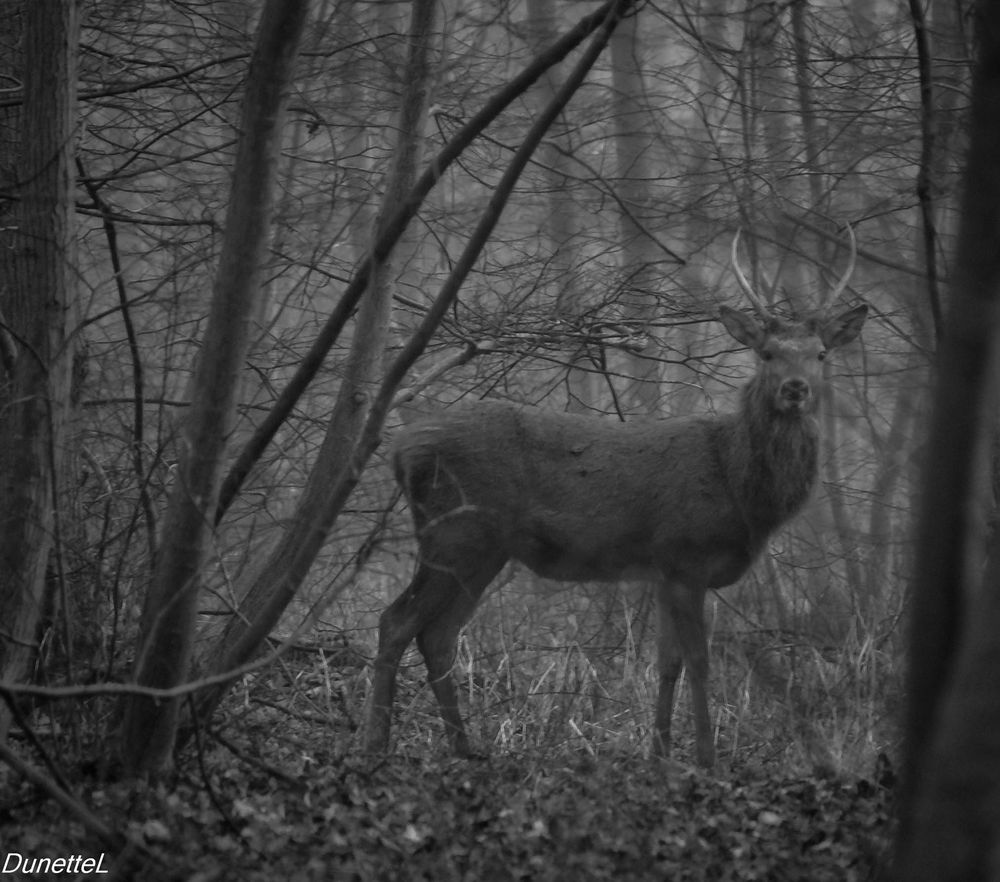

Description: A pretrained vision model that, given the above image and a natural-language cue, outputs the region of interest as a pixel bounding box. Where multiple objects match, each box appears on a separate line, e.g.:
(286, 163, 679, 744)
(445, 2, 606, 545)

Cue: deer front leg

(656, 580, 714, 768)
(653, 594, 683, 759)
(673, 582, 714, 767)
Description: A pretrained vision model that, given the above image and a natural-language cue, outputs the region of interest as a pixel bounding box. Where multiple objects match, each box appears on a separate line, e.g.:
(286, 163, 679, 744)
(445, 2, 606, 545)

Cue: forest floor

(2, 736, 895, 879)
(1, 748, 894, 881)
(1, 654, 895, 881)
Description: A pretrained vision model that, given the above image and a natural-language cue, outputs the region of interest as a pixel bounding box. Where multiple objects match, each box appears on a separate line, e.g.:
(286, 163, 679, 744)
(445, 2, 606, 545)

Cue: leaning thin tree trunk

(187, 0, 638, 737)
(190, 0, 439, 728)
(0, 0, 79, 740)
(119, 0, 310, 776)
(893, 0, 1000, 876)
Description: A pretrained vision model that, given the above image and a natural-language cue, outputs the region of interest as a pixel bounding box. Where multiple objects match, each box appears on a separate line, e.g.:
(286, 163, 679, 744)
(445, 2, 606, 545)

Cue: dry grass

(370, 581, 902, 777)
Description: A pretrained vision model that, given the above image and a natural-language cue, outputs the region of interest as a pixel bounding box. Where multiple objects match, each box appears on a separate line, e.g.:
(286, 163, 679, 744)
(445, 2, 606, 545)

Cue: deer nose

(780, 378, 811, 405)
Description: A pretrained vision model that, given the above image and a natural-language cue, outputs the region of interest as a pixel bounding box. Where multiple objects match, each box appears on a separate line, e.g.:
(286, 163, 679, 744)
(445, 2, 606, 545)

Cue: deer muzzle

(779, 378, 812, 410)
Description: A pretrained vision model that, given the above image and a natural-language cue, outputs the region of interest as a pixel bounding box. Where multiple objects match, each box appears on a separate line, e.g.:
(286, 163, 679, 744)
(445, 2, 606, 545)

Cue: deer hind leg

(363, 550, 504, 755)
(654, 580, 714, 768)
(363, 566, 437, 753)
(653, 591, 684, 759)
(416, 552, 505, 756)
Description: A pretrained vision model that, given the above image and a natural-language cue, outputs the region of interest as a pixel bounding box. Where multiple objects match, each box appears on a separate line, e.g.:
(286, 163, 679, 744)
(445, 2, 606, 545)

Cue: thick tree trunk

(893, 0, 1000, 876)
(119, 0, 311, 775)
(0, 0, 79, 739)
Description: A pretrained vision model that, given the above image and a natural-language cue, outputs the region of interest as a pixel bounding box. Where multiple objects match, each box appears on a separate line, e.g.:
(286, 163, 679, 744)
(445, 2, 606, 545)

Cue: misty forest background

(0, 0, 990, 878)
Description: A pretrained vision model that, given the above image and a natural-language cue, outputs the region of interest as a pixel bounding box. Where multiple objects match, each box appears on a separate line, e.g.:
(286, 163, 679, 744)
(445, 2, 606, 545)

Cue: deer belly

(509, 527, 656, 582)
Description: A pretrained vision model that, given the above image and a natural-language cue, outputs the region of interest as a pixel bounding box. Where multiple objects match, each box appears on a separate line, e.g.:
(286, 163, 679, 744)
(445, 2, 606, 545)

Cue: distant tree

(610, 9, 665, 415)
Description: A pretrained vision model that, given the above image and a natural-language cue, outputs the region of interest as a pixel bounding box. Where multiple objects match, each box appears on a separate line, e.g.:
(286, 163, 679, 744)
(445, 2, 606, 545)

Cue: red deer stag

(364, 229, 867, 767)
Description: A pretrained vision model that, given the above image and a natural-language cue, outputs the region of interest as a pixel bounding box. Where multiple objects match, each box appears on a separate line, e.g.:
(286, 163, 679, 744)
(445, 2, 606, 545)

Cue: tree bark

(0, 0, 80, 739)
(525, 0, 582, 312)
(119, 0, 311, 775)
(610, 10, 662, 416)
(893, 0, 1000, 876)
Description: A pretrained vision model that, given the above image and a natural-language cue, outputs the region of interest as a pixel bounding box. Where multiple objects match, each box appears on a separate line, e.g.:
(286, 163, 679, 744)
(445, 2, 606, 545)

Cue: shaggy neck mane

(723, 374, 820, 535)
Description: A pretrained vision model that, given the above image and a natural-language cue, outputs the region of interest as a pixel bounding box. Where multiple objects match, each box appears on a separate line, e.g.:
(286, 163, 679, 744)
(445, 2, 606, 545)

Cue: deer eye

(817, 350, 828, 361)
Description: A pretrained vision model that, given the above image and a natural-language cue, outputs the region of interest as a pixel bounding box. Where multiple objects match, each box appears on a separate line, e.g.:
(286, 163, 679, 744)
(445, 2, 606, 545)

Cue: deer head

(720, 227, 868, 415)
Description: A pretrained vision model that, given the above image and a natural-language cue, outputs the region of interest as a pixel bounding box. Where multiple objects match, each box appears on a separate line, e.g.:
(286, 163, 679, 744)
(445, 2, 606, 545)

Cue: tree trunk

(119, 0, 311, 776)
(525, 0, 592, 407)
(0, 0, 79, 739)
(610, 11, 662, 416)
(790, 0, 866, 621)
(893, 0, 1000, 875)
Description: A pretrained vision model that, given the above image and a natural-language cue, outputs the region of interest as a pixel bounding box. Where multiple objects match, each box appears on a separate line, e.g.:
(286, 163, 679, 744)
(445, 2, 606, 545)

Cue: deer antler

(730, 229, 773, 321)
(822, 223, 857, 309)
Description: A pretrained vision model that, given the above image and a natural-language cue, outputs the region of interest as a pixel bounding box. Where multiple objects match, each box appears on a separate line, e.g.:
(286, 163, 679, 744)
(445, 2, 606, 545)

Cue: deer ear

(718, 305, 766, 350)
(821, 303, 868, 349)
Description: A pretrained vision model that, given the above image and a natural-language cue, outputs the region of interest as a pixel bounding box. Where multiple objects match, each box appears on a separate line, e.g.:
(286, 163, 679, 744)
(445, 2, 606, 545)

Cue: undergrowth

(383, 606, 900, 778)
(1, 607, 899, 880)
